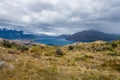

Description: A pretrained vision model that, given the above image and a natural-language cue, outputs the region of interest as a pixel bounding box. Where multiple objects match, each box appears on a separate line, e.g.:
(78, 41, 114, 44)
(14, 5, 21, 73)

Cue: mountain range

(66, 30, 120, 42)
(0, 28, 54, 40)
(0, 28, 120, 43)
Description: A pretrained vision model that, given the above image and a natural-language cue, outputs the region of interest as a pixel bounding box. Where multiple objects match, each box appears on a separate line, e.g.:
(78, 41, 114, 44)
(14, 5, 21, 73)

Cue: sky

(0, 0, 120, 35)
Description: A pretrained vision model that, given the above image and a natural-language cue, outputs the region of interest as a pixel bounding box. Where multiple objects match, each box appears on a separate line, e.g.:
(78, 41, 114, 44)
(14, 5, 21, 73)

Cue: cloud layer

(0, 0, 120, 35)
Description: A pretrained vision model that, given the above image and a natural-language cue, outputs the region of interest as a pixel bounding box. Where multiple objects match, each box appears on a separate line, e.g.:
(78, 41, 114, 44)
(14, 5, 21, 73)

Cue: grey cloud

(0, 0, 120, 35)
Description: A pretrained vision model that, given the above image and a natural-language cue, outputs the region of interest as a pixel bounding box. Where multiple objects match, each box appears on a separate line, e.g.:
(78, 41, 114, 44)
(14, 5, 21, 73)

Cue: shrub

(68, 45, 74, 50)
(1, 40, 13, 48)
(1, 40, 19, 48)
(107, 52, 120, 56)
(101, 59, 120, 72)
(30, 46, 41, 53)
(1, 40, 29, 52)
(17, 46, 29, 52)
(111, 43, 117, 48)
(55, 48, 64, 56)
(107, 47, 114, 51)
(8, 50, 20, 54)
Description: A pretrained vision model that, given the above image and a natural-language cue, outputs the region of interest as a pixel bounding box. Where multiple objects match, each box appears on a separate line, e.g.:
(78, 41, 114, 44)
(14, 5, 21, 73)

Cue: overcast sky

(0, 0, 120, 35)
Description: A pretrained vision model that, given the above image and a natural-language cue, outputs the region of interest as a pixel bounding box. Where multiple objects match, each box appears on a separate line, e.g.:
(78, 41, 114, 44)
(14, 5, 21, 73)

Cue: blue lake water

(34, 38, 74, 46)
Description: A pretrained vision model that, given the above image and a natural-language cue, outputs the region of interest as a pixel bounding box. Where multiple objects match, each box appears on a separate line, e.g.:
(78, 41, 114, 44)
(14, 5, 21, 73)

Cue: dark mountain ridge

(66, 30, 120, 42)
(1, 28, 120, 43)
(0, 28, 36, 39)
(0, 28, 53, 40)
(58, 34, 71, 39)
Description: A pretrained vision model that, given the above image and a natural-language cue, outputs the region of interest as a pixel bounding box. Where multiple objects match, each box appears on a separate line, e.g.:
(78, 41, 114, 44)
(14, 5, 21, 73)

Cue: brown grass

(0, 40, 120, 80)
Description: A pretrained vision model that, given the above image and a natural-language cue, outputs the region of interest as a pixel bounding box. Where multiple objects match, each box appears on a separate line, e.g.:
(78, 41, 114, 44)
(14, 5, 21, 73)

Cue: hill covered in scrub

(0, 39, 120, 80)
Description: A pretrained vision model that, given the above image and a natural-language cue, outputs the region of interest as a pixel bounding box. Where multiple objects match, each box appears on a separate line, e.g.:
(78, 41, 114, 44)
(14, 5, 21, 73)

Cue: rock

(0, 61, 14, 70)
(0, 61, 7, 69)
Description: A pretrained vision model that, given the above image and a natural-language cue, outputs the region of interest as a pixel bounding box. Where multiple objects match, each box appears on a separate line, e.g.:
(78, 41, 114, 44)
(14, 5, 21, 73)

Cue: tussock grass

(0, 40, 120, 80)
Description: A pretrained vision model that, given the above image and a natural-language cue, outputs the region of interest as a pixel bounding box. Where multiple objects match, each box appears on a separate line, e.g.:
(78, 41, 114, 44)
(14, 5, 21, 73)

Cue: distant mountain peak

(66, 30, 120, 42)
(74, 30, 105, 34)
(58, 34, 71, 39)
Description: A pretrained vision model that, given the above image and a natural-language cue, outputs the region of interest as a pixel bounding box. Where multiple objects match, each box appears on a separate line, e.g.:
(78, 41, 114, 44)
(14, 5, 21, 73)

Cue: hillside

(0, 39, 120, 80)
(66, 30, 120, 42)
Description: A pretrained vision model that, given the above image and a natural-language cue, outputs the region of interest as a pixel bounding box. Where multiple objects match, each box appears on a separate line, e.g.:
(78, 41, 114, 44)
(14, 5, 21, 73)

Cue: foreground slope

(0, 40, 120, 80)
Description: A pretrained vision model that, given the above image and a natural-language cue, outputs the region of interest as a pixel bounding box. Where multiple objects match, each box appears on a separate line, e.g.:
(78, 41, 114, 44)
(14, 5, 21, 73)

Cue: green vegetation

(1, 40, 16, 48)
(55, 48, 64, 56)
(68, 45, 74, 50)
(1, 40, 29, 52)
(0, 40, 120, 80)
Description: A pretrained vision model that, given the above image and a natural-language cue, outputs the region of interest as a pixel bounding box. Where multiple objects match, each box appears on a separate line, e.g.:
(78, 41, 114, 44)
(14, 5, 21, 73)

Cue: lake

(34, 38, 74, 46)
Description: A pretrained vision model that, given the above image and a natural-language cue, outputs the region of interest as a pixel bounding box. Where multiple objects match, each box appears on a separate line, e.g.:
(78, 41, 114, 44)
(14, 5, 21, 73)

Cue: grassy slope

(0, 40, 120, 80)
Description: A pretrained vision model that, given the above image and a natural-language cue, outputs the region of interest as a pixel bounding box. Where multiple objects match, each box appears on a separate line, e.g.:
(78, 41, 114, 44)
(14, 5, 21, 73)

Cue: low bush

(1, 40, 15, 48)
(55, 48, 64, 56)
(107, 52, 120, 56)
(17, 46, 29, 52)
(68, 45, 74, 50)
(111, 43, 117, 48)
